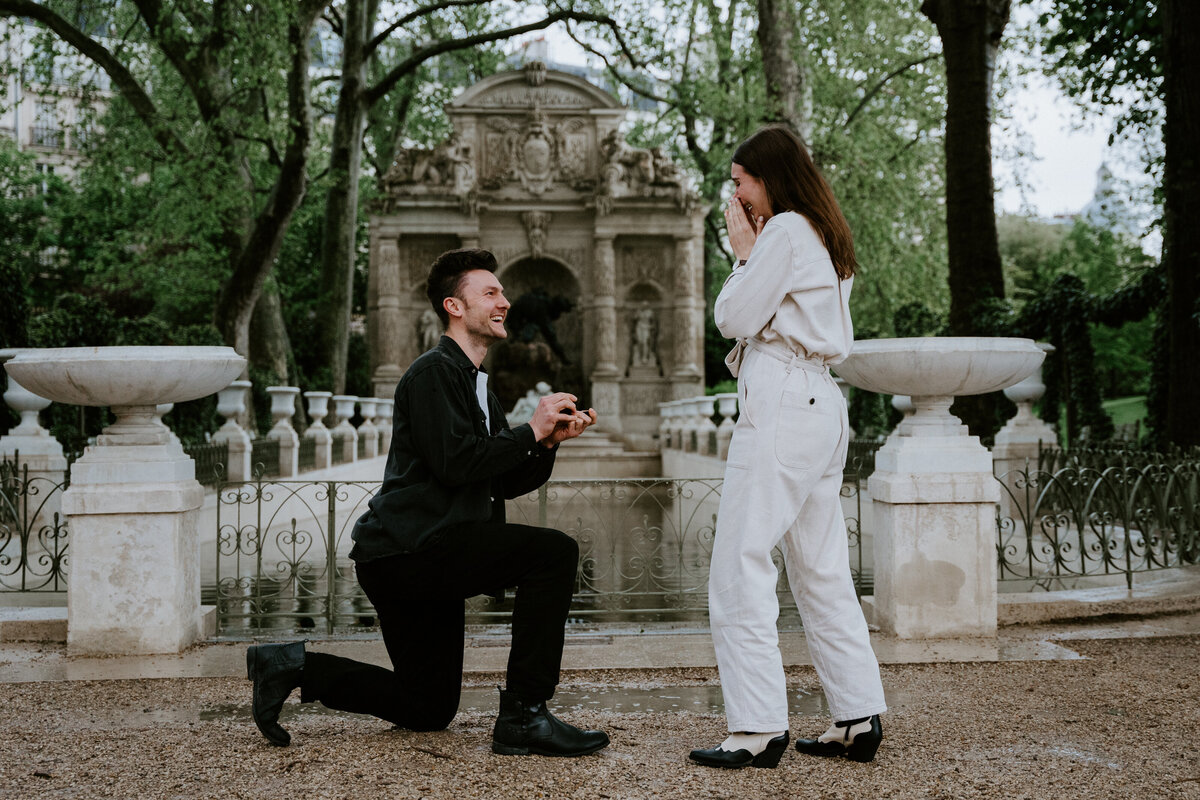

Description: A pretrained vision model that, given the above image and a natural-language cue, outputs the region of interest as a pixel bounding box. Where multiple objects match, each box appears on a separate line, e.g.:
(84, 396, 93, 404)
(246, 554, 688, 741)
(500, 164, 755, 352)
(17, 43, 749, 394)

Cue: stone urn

(834, 337, 1045, 639)
(4, 346, 246, 655)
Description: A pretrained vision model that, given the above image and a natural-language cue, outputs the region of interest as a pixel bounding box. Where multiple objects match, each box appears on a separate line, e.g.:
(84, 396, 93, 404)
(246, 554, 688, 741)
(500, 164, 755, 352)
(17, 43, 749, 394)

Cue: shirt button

(490, 496, 495, 502)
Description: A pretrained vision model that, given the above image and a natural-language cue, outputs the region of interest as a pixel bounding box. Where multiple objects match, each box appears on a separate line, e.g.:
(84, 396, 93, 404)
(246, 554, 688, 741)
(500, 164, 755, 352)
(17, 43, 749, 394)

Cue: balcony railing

(29, 125, 64, 148)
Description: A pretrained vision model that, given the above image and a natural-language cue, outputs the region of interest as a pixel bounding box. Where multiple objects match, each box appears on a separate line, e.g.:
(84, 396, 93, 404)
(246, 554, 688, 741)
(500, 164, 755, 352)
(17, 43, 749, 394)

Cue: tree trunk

(922, 0, 1009, 332)
(314, 0, 370, 395)
(1161, 0, 1200, 447)
(922, 0, 1010, 438)
(249, 281, 293, 383)
(214, 8, 321, 371)
(756, 0, 811, 143)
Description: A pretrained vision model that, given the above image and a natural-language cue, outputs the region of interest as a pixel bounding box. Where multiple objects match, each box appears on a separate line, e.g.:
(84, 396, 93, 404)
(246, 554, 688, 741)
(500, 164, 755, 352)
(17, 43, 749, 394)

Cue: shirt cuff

(511, 423, 538, 453)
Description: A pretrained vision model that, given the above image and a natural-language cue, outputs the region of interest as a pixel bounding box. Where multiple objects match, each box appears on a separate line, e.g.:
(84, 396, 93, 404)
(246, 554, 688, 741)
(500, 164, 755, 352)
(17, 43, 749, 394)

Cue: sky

(993, 75, 1114, 218)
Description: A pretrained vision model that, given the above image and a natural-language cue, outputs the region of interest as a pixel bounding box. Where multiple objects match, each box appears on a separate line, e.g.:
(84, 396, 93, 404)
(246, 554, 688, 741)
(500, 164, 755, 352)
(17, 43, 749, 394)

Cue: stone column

(211, 380, 252, 482)
(302, 391, 333, 470)
(357, 397, 379, 459)
(266, 386, 300, 477)
(993, 343, 1057, 523)
(370, 236, 405, 398)
(867, 398, 1000, 638)
(0, 349, 67, 539)
(331, 395, 359, 463)
(376, 398, 394, 455)
(590, 234, 621, 434)
(671, 236, 703, 398)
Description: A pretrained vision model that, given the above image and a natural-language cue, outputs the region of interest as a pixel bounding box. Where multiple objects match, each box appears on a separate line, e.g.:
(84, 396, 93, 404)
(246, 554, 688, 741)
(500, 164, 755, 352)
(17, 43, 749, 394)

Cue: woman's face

(731, 162, 772, 222)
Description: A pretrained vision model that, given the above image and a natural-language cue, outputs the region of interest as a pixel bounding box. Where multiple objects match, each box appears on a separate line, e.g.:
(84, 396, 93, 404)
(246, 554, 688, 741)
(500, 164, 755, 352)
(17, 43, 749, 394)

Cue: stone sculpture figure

(506, 380, 553, 426)
(630, 304, 659, 369)
(418, 308, 441, 352)
(522, 211, 552, 259)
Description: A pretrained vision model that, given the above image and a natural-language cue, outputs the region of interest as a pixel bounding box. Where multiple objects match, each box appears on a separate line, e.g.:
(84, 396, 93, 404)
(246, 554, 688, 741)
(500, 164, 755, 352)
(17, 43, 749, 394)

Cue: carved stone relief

(521, 211, 552, 259)
(619, 244, 668, 286)
(621, 383, 666, 415)
(594, 131, 697, 215)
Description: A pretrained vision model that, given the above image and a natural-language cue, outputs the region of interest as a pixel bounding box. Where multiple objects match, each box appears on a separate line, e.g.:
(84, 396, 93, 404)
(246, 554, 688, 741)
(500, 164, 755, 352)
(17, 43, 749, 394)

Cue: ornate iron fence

(330, 433, 347, 465)
(183, 440, 229, 488)
(210, 472, 869, 635)
(996, 458, 1200, 590)
(250, 437, 280, 478)
(298, 436, 316, 472)
(0, 458, 69, 592)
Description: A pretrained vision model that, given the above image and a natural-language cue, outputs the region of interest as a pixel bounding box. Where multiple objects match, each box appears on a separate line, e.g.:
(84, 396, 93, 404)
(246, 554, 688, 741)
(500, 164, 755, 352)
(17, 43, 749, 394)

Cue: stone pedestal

(867, 399, 1000, 638)
(714, 393, 737, 459)
(266, 386, 301, 477)
(1, 350, 68, 532)
(357, 397, 379, 459)
(993, 343, 1057, 523)
(331, 395, 358, 463)
(4, 345, 245, 656)
(303, 391, 334, 470)
(211, 380, 252, 482)
(62, 425, 205, 654)
(375, 398, 394, 455)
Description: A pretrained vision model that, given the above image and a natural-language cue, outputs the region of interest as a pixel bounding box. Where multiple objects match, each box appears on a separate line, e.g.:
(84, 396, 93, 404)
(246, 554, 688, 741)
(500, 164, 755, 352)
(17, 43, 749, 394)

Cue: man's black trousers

(298, 522, 578, 731)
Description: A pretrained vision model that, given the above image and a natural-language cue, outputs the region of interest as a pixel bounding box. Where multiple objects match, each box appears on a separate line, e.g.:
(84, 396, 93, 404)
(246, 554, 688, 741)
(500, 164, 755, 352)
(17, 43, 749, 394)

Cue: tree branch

(0, 0, 187, 155)
(366, 0, 493, 55)
(844, 52, 942, 128)
(365, 9, 632, 106)
(559, 19, 668, 105)
(130, 0, 222, 123)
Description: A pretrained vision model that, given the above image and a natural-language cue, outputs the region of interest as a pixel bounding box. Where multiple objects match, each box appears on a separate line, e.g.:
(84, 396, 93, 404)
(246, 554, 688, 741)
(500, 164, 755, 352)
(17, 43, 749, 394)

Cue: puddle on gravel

(188, 684, 866, 723)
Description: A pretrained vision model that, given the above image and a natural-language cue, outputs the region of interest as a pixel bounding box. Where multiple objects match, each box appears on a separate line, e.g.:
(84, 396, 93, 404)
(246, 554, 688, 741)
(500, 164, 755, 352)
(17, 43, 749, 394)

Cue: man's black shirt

(349, 336, 557, 561)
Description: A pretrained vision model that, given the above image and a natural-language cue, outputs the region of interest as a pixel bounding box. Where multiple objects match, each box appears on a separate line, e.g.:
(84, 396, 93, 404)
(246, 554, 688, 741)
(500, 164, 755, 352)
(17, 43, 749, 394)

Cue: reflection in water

(211, 477, 865, 634)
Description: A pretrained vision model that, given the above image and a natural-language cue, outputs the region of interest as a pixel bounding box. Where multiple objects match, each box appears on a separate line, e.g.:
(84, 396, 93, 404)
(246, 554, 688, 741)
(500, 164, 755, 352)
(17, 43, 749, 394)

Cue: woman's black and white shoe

(794, 715, 882, 763)
(689, 731, 789, 769)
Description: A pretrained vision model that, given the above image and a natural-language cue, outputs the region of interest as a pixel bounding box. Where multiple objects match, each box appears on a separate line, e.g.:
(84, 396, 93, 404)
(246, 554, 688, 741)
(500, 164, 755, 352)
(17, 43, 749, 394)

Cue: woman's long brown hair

(732, 126, 858, 280)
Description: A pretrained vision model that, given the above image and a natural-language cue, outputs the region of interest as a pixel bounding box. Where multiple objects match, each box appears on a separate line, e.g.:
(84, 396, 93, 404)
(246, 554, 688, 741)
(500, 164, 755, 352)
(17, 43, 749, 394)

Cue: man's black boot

(246, 641, 306, 746)
(492, 688, 610, 757)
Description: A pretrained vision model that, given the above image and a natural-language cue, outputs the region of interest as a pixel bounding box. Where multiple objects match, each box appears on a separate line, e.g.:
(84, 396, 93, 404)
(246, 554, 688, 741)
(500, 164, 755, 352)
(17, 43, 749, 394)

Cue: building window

(31, 101, 62, 148)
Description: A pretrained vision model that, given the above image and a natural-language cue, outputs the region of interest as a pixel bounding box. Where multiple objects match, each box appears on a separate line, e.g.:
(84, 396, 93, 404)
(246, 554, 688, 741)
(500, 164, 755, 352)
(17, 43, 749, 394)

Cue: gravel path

(2, 635, 1198, 799)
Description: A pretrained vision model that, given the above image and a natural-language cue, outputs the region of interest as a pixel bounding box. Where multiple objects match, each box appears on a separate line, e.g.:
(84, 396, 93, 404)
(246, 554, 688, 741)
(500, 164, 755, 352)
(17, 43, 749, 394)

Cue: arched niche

(486, 256, 585, 408)
(621, 282, 666, 378)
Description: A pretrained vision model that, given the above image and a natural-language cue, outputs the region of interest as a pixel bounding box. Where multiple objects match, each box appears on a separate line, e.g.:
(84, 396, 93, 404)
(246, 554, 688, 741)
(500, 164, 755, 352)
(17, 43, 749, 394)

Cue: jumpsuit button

(809, 397, 815, 405)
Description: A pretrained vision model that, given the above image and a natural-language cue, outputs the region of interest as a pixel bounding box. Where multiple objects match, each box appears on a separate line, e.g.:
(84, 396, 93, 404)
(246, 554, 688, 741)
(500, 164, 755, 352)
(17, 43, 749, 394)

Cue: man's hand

(529, 392, 584, 442)
(542, 407, 597, 447)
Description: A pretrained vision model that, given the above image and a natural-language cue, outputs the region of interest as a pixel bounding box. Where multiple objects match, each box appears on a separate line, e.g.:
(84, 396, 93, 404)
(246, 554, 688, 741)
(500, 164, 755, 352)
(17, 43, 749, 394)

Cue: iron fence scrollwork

(0, 456, 69, 592)
(996, 451, 1200, 590)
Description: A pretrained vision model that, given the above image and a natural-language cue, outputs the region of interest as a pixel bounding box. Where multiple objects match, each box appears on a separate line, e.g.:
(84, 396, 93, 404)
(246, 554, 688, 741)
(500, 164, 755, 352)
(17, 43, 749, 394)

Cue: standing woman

(689, 126, 886, 769)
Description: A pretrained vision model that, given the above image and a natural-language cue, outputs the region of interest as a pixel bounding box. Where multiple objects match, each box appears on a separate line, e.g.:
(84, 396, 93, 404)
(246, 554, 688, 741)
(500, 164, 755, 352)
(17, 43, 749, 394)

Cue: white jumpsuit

(711, 210, 886, 733)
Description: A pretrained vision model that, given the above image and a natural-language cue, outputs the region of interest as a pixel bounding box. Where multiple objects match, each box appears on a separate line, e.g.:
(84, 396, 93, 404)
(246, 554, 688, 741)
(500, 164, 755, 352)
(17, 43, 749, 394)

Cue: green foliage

(573, 0, 949, 353)
(1003, 218, 1159, 426)
(1032, 0, 1162, 134)
(892, 301, 945, 337)
(0, 140, 62, 348)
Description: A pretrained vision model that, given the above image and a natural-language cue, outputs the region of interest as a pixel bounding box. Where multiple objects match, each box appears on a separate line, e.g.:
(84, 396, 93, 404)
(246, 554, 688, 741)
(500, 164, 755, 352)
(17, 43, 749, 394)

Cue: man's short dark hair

(425, 248, 499, 326)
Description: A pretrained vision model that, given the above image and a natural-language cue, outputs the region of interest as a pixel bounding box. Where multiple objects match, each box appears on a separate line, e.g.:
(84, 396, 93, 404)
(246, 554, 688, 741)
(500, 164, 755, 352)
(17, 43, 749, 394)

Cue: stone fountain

(834, 337, 1045, 638)
(4, 346, 245, 655)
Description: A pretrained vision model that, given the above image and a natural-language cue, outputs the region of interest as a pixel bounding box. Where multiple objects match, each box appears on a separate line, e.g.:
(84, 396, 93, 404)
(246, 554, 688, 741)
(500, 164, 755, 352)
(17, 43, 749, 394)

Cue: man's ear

(443, 296, 462, 319)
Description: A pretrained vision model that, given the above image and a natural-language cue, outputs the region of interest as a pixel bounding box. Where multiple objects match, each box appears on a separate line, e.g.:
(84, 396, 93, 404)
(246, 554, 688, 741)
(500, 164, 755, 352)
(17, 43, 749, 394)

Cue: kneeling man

(247, 248, 607, 757)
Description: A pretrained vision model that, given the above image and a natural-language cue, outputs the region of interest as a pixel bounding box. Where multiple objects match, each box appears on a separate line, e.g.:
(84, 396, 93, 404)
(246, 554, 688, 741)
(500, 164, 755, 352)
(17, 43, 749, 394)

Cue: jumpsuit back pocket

(775, 389, 842, 472)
